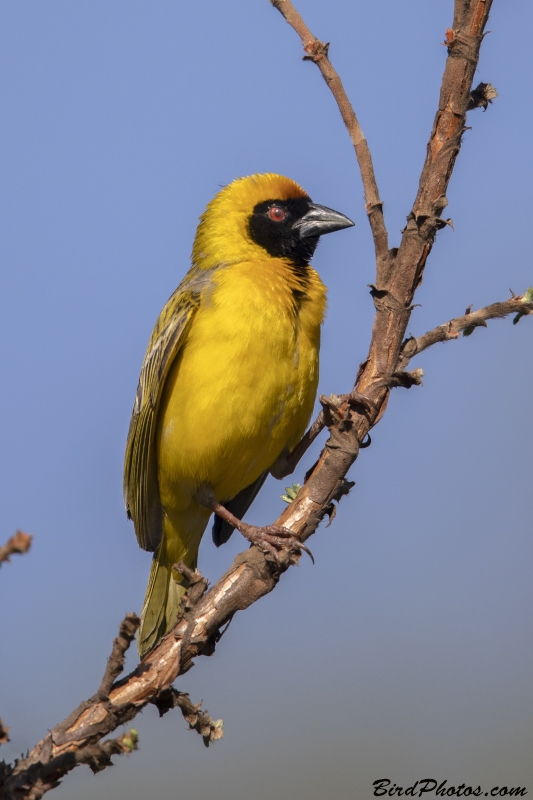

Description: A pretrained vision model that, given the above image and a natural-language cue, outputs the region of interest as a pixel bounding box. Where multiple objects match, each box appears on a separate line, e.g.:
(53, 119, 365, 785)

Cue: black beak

(292, 203, 355, 239)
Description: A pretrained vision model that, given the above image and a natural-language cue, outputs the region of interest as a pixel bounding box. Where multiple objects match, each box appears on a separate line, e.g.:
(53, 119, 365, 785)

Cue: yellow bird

(124, 173, 353, 657)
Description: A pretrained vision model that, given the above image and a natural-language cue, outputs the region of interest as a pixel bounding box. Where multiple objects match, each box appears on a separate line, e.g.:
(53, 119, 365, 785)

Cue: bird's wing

(211, 470, 269, 547)
(124, 268, 213, 552)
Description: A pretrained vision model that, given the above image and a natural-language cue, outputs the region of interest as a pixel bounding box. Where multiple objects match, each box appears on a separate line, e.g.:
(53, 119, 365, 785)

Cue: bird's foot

(237, 522, 314, 565)
(196, 487, 314, 566)
(344, 390, 377, 417)
(320, 391, 377, 420)
(319, 392, 374, 449)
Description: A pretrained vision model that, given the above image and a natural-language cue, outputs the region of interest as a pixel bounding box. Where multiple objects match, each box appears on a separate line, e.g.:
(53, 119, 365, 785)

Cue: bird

(124, 173, 354, 657)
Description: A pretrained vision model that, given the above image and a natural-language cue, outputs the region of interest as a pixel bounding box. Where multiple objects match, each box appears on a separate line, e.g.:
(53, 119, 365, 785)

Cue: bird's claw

(345, 391, 377, 417)
(320, 391, 377, 421)
(239, 523, 314, 565)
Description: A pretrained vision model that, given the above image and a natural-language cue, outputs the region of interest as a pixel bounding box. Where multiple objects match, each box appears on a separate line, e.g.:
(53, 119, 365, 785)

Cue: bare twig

(400, 294, 533, 364)
(270, 0, 390, 275)
(97, 614, 140, 698)
(151, 688, 223, 748)
(0, 531, 32, 567)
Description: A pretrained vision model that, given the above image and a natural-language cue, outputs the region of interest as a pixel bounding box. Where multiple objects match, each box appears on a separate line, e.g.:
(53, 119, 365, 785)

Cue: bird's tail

(138, 507, 209, 657)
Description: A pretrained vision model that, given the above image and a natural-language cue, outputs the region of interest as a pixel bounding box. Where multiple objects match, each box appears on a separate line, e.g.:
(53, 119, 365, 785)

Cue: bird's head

(191, 173, 354, 270)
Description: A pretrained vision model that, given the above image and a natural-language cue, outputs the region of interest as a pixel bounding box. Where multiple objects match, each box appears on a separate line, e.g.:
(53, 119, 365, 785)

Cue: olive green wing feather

(123, 274, 206, 552)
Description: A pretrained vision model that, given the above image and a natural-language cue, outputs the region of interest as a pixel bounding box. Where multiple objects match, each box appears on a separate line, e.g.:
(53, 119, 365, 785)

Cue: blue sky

(1, 2, 532, 798)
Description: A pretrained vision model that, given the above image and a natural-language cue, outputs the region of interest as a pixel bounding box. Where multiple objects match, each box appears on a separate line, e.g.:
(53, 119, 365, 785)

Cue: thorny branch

(400, 294, 533, 365)
(98, 614, 141, 698)
(272, 291, 533, 473)
(0, 532, 32, 568)
(1, 614, 223, 800)
(272, 0, 497, 540)
(4, 0, 531, 797)
(152, 687, 224, 748)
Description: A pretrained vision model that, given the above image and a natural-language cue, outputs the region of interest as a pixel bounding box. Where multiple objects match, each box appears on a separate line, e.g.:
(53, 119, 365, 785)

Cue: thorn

(324, 503, 337, 527)
(434, 217, 454, 230)
(447, 322, 460, 340)
(467, 82, 498, 112)
(376, 369, 424, 390)
(302, 40, 329, 62)
(333, 478, 356, 499)
(442, 28, 455, 47)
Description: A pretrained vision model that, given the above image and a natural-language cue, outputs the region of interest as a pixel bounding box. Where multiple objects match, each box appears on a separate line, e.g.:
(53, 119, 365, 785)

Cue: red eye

(268, 205, 286, 222)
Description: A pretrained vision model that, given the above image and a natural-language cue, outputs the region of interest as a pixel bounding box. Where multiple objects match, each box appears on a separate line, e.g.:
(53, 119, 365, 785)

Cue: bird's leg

(196, 485, 313, 564)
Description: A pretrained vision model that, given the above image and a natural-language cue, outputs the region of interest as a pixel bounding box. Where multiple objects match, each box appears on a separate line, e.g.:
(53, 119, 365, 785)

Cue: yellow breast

(155, 258, 326, 511)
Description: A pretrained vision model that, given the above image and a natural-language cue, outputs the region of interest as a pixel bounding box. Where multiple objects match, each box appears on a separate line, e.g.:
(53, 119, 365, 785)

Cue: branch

(151, 688, 223, 748)
(400, 292, 533, 364)
(266, 0, 496, 534)
(356, 0, 495, 385)
(0, 531, 32, 568)
(97, 614, 141, 698)
(270, 0, 390, 274)
(3, 3, 503, 796)
(2, 614, 223, 799)
(1, 728, 140, 800)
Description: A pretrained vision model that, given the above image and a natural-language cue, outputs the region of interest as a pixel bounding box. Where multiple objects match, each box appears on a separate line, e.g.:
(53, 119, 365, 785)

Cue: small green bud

(121, 729, 139, 753)
(281, 483, 302, 504)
